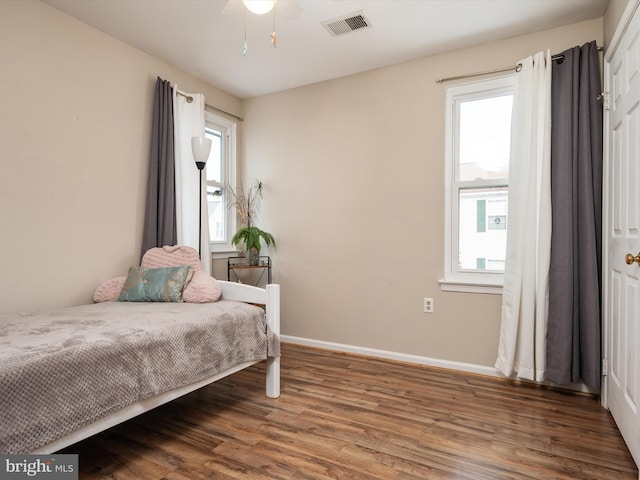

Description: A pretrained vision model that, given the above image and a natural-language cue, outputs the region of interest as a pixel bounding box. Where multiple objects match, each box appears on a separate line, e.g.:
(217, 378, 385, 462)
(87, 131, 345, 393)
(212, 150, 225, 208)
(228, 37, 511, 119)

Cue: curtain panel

(173, 89, 212, 275)
(496, 51, 552, 382)
(546, 41, 603, 389)
(140, 77, 177, 258)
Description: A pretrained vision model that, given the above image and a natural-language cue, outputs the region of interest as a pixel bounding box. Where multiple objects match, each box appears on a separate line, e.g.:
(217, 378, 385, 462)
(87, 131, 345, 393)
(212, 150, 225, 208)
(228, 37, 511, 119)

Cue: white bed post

(265, 284, 281, 398)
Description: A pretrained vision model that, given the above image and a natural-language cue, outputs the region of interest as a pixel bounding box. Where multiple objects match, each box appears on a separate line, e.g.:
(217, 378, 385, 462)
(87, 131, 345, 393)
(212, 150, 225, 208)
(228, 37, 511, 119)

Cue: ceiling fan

(222, 0, 302, 55)
(221, 0, 302, 21)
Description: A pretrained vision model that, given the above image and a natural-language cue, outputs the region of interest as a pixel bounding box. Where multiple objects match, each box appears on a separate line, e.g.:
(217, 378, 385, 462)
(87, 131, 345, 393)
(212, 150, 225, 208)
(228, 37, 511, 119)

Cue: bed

(0, 247, 280, 455)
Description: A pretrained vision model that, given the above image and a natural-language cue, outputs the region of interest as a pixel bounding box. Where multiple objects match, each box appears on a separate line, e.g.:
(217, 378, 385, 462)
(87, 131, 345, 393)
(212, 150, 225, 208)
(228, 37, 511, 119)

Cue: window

(442, 76, 514, 294)
(204, 111, 237, 253)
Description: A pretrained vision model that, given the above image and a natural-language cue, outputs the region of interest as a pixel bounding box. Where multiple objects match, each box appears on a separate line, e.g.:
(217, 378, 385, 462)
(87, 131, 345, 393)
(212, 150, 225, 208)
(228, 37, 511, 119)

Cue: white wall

(241, 18, 604, 368)
(0, 0, 242, 314)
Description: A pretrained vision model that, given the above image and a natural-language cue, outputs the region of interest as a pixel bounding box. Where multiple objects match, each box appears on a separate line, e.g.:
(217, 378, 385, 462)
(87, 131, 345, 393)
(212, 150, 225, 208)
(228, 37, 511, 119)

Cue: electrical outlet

(424, 297, 434, 313)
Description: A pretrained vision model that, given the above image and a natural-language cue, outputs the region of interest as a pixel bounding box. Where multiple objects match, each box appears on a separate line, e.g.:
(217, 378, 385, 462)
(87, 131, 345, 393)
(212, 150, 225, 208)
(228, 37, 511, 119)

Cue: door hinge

(602, 358, 608, 376)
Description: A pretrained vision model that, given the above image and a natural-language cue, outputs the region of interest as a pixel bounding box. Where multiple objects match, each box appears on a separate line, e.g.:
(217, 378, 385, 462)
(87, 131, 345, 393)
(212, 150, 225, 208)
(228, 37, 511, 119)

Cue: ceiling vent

(322, 11, 371, 37)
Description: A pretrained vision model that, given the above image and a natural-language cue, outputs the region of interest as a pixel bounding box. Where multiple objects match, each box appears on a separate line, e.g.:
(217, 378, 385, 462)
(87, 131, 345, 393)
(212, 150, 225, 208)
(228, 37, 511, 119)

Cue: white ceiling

(43, 0, 608, 98)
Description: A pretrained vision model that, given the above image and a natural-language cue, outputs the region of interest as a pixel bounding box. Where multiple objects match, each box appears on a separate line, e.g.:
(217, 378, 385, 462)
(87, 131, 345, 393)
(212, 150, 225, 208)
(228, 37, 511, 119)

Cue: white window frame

(440, 75, 514, 295)
(205, 110, 237, 254)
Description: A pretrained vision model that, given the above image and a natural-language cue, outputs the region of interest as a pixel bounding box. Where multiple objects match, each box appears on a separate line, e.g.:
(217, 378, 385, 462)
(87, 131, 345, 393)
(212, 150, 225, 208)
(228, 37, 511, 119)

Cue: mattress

(0, 300, 279, 453)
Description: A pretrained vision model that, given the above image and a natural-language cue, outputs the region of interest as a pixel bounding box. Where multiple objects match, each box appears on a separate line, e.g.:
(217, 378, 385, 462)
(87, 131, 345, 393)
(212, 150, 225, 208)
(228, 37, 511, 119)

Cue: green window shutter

(477, 200, 486, 232)
(477, 258, 486, 270)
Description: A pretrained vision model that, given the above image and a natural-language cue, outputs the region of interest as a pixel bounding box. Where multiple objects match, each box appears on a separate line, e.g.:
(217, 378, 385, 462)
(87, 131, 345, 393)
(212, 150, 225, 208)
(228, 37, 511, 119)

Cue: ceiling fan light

(242, 0, 275, 15)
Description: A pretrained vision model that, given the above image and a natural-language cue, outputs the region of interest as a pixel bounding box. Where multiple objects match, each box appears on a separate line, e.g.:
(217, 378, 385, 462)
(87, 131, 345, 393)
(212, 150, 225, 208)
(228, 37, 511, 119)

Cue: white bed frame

(31, 281, 280, 454)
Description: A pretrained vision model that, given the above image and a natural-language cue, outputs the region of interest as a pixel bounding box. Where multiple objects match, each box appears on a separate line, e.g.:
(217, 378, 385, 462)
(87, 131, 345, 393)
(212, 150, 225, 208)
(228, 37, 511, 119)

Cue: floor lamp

(191, 135, 212, 258)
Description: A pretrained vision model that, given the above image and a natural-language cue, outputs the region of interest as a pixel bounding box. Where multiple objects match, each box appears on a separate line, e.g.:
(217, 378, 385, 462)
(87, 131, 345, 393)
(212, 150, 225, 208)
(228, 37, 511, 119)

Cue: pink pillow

(93, 276, 126, 303)
(94, 246, 222, 303)
(141, 245, 202, 272)
(183, 271, 222, 303)
(141, 245, 221, 302)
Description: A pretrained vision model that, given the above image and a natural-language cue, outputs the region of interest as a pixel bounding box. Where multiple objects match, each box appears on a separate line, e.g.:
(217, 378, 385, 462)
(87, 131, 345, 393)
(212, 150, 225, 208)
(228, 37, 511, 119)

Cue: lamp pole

(191, 135, 212, 259)
(195, 162, 206, 257)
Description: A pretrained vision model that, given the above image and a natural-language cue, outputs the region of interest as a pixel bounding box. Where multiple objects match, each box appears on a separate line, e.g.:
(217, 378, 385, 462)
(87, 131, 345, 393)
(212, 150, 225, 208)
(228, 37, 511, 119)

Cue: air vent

(322, 11, 371, 37)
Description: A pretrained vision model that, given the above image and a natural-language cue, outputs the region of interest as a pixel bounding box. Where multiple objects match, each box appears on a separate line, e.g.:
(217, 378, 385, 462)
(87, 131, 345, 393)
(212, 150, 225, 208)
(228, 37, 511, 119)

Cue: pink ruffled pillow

(141, 245, 203, 272)
(183, 271, 222, 303)
(93, 276, 126, 303)
(93, 245, 222, 303)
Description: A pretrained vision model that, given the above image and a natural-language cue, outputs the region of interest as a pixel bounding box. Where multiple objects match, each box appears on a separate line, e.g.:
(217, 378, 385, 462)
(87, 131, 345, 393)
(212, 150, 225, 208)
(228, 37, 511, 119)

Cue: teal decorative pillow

(117, 265, 192, 302)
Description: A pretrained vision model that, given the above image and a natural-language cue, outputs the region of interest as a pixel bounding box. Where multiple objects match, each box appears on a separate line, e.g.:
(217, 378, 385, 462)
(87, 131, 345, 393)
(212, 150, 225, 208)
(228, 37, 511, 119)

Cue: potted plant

(228, 179, 275, 265)
(231, 226, 275, 265)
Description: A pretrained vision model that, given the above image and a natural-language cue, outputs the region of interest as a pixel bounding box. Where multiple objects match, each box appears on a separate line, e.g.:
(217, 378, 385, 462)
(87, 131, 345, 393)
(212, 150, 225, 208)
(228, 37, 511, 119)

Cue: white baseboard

(280, 335, 598, 394)
(280, 335, 501, 378)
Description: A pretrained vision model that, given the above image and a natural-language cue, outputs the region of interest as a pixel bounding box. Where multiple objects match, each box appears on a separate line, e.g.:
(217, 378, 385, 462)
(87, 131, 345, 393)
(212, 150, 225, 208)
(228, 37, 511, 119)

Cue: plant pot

(245, 248, 260, 266)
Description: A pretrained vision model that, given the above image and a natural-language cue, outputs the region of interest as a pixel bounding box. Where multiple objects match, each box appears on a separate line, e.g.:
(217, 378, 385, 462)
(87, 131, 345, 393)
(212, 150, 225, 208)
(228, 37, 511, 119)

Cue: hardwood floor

(63, 343, 638, 479)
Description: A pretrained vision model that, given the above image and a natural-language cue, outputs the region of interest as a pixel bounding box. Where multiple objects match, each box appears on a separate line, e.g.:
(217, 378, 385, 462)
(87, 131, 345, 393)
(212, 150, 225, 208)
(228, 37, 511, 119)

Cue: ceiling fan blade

(278, 0, 302, 21)
(222, 0, 243, 16)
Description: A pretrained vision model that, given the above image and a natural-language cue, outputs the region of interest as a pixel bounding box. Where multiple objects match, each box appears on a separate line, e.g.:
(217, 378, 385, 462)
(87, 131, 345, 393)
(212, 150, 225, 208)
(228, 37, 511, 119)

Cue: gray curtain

(141, 77, 177, 258)
(546, 41, 603, 389)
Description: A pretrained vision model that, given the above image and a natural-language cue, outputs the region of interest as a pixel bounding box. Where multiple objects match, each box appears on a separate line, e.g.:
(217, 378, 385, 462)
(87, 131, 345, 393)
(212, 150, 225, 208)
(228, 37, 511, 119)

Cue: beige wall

(0, 0, 608, 369)
(604, 0, 634, 47)
(0, 1, 241, 314)
(242, 18, 603, 367)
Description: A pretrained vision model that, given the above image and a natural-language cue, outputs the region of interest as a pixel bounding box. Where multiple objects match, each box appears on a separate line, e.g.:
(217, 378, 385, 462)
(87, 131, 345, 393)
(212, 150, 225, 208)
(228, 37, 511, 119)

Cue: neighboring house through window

(441, 75, 514, 294)
(204, 110, 237, 253)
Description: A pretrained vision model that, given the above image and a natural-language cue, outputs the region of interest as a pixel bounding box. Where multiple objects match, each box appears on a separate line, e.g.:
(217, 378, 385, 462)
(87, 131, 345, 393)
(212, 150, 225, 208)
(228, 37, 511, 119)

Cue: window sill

(438, 279, 503, 295)
(211, 249, 240, 259)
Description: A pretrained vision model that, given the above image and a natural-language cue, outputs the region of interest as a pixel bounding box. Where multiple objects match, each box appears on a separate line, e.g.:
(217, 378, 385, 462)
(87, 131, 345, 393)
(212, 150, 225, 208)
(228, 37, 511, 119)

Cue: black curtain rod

(551, 45, 603, 63)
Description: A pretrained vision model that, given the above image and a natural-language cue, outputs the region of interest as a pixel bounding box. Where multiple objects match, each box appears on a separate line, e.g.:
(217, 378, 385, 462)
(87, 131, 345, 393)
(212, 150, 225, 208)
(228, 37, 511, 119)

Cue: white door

(604, 0, 640, 468)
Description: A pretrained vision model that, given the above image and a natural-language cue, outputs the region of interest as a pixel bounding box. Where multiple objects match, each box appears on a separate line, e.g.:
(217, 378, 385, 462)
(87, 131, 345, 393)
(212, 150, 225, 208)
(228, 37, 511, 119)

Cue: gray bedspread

(0, 300, 280, 454)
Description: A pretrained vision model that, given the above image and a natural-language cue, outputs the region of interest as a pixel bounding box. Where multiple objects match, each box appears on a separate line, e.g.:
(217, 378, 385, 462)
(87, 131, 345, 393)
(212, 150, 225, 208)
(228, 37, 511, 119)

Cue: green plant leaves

(231, 226, 275, 252)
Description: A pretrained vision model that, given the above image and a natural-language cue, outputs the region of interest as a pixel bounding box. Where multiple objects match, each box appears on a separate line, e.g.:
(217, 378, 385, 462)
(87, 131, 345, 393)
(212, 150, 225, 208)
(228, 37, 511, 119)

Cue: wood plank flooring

(63, 343, 638, 479)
